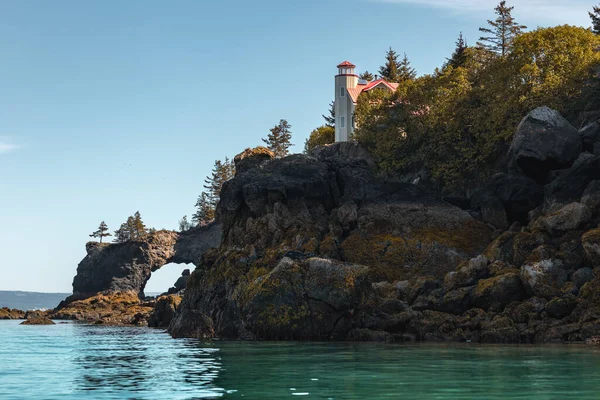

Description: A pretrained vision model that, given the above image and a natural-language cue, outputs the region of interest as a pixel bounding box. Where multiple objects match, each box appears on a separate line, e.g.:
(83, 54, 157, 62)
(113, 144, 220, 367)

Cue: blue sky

(0, 0, 593, 293)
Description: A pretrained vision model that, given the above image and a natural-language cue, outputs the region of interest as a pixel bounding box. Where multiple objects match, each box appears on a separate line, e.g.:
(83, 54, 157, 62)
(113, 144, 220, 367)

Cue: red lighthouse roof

(337, 61, 356, 68)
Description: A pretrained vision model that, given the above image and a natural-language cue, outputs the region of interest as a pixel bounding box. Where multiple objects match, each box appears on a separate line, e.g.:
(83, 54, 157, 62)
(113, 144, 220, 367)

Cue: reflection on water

(2, 320, 600, 399)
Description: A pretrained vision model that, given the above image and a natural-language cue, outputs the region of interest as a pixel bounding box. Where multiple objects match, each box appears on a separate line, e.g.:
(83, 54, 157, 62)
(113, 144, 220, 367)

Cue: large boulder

(542, 203, 592, 234)
(580, 120, 600, 153)
(581, 180, 600, 211)
(506, 107, 581, 183)
(234, 147, 274, 174)
(520, 259, 568, 299)
(470, 173, 544, 227)
(544, 154, 600, 211)
(472, 273, 525, 311)
(148, 295, 182, 328)
(240, 257, 371, 340)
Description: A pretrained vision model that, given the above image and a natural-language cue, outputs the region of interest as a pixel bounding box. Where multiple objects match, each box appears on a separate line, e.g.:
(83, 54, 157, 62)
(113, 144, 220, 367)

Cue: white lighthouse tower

(334, 61, 358, 142)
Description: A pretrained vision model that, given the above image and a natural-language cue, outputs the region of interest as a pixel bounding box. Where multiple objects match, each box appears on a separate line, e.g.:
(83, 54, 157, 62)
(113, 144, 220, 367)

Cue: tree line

(307, 2, 600, 189)
(89, 211, 153, 244)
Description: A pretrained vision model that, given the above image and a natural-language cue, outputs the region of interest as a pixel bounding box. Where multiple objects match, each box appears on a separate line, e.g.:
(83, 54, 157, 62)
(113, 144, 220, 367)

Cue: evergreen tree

(379, 47, 400, 82)
(89, 221, 111, 243)
(262, 119, 293, 158)
(322, 101, 335, 127)
(113, 212, 147, 242)
(131, 211, 147, 240)
(193, 158, 235, 226)
(398, 53, 417, 82)
(447, 32, 469, 68)
(113, 222, 130, 243)
(590, 5, 600, 35)
(178, 215, 192, 231)
(359, 71, 375, 81)
(192, 192, 215, 225)
(477, 1, 526, 56)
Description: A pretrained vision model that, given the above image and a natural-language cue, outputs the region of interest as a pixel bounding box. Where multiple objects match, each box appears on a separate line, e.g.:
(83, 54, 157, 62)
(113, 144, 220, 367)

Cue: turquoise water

(2, 320, 600, 399)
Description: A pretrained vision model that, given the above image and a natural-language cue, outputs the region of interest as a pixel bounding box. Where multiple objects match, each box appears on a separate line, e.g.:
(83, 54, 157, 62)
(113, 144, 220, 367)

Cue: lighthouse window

(341, 117, 345, 128)
(340, 87, 345, 97)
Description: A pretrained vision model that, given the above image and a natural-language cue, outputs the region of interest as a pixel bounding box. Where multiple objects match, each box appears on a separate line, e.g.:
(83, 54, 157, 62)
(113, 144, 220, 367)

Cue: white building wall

(335, 70, 358, 142)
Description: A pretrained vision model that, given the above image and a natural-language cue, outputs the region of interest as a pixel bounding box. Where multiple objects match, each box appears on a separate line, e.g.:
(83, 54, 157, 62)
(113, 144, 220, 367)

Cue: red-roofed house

(334, 61, 399, 142)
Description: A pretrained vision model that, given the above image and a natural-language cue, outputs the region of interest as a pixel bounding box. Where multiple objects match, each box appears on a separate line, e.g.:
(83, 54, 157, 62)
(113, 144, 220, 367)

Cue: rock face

(62, 224, 221, 305)
(148, 295, 182, 328)
(171, 143, 492, 340)
(0, 307, 25, 320)
(52, 292, 153, 325)
(60, 108, 600, 342)
(506, 107, 582, 183)
(20, 311, 55, 325)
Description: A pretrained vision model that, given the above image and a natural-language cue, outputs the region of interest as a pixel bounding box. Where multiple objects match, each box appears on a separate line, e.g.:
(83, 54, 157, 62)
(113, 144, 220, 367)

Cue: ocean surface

(0, 291, 70, 310)
(2, 320, 600, 399)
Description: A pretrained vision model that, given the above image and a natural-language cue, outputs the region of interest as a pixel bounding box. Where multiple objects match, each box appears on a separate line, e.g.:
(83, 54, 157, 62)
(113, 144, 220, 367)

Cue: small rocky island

(52, 107, 600, 344)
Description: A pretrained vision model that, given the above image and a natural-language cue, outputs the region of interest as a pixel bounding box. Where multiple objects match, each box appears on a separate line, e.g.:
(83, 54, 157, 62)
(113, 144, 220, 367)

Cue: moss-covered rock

(148, 295, 182, 328)
(473, 273, 525, 311)
(520, 259, 568, 299)
(0, 307, 25, 320)
(52, 291, 153, 326)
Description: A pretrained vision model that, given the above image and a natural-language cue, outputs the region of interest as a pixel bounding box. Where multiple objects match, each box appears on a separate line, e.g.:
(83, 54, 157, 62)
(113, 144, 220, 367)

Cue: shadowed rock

(58, 224, 222, 307)
(507, 107, 581, 183)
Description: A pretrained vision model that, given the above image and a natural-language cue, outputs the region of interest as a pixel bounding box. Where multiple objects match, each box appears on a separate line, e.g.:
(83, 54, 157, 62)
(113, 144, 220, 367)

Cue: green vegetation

(178, 215, 192, 232)
(114, 211, 148, 243)
(89, 221, 111, 243)
(590, 5, 600, 35)
(304, 125, 335, 154)
(262, 119, 293, 158)
(477, 1, 526, 56)
(193, 158, 235, 226)
(351, 4, 600, 189)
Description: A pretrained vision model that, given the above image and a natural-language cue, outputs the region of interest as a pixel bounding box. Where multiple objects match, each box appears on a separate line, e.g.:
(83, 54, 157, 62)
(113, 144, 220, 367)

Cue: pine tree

(131, 211, 147, 240)
(89, 221, 111, 243)
(397, 53, 417, 82)
(262, 119, 293, 158)
(447, 32, 469, 68)
(379, 47, 400, 82)
(178, 215, 192, 231)
(193, 158, 235, 226)
(477, 1, 526, 56)
(322, 101, 335, 127)
(590, 5, 600, 35)
(113, 222, 130, 243)
(359, 71, 375, 82)
(192, 192, 215, 226)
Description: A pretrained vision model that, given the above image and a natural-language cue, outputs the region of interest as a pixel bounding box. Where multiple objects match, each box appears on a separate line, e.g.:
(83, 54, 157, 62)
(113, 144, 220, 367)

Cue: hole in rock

(143, 263, 194, 298)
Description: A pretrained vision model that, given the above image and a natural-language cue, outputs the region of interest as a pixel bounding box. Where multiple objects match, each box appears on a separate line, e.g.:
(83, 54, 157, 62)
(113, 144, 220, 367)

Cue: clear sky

(0, 0, 593, 293)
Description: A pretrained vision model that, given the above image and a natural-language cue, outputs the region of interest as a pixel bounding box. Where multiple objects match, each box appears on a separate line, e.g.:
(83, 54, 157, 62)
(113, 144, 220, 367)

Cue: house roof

(337, 61, 356, 68)
(347, 79, 399, 103)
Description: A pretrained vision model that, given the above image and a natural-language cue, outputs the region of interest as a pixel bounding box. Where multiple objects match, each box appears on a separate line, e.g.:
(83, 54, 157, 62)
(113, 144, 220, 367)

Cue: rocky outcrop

(60, 224, 221, 306)
(59, 107, 600, 342)
(171, 143, 492, 340)
(0, 307, 25, 320)
(506, 107, 581, 183)
(148, 295, 182, 328)
(168, 108, 600, 344)
(52, 292, 153, 325)
(234, 146, 274, 174)
(20, 311, 55, 325)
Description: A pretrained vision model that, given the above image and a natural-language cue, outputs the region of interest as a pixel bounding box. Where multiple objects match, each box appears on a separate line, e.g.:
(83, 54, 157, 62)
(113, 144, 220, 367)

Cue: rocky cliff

(169, 107, 600, 343)
(59, 106, 600, 343)
(53, 224, 221, 324)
